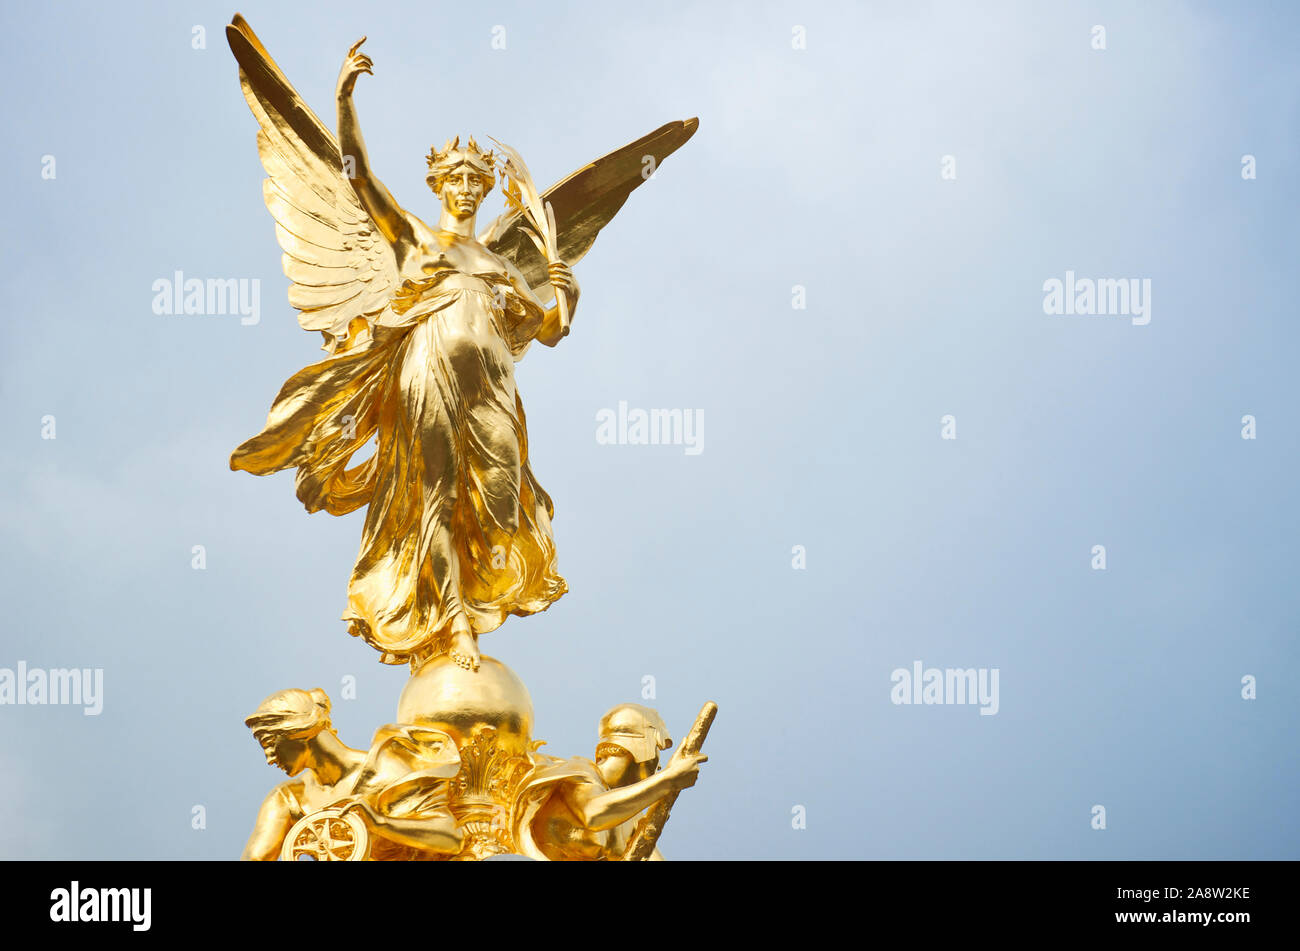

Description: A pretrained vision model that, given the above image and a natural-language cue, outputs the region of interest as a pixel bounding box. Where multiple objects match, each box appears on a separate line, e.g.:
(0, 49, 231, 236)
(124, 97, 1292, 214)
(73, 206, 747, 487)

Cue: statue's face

(264, 735, 311, 776)
(595, 742, 639, 788)
(438, 167, 489, 220)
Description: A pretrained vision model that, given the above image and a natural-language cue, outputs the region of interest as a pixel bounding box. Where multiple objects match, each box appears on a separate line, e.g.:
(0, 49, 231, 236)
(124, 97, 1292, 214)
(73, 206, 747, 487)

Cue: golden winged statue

(224, 16, 697, 672)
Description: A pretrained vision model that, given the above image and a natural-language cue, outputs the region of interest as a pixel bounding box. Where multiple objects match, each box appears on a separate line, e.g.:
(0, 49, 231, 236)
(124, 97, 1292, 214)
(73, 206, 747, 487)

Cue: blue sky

(0, 0, 1296, 859)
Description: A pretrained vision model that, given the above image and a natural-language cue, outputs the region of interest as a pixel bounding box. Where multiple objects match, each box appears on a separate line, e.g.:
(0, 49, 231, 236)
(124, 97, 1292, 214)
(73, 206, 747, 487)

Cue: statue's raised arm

(334, 37, 412, 250)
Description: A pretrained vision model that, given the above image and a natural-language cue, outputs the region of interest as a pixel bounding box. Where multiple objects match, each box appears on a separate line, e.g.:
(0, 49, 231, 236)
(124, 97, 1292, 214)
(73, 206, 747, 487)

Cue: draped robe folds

(231, 268, 568, 665)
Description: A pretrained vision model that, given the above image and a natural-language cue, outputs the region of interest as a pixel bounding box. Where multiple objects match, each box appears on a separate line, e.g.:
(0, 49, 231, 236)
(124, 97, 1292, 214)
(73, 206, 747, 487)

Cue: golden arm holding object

(622, 702, 717, 860)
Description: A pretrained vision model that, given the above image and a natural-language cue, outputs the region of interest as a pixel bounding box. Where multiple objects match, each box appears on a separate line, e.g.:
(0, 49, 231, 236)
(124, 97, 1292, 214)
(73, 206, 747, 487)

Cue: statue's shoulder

(266, 777, 309, 818)
(522, 755, 603, 795)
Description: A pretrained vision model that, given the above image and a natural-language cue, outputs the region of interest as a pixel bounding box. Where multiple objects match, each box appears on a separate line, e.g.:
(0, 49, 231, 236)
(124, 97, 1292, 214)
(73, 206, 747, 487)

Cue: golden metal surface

(514, 703, 709, 861)
(227, 15, 713, 860)
(623, 702, 717, 860)
(282, 808, 368, 862)
(226, 14, 696, 671)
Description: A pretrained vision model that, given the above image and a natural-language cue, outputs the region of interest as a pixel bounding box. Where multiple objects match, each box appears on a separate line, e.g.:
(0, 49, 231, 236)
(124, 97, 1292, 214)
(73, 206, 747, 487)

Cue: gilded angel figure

(224, 18, 696, 671)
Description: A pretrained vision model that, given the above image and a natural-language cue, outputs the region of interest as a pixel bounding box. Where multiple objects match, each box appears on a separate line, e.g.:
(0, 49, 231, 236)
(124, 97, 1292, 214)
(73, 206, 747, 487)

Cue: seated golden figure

(242, 687, 463, 861)
(513, 704, 708, 861)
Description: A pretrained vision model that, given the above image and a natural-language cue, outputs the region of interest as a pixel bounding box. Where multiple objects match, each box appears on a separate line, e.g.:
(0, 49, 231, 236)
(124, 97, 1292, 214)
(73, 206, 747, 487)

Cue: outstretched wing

(227, 15, 397, 353)
(478, 119, 698, 295)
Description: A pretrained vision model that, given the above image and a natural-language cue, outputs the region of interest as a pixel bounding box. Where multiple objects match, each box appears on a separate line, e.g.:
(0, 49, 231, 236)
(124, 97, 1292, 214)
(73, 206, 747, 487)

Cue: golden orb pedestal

(397, 655, 537, 859)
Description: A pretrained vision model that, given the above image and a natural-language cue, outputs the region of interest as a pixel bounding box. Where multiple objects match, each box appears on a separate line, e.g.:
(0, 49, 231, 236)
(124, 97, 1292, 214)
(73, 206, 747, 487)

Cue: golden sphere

(396, 654, 534, 755)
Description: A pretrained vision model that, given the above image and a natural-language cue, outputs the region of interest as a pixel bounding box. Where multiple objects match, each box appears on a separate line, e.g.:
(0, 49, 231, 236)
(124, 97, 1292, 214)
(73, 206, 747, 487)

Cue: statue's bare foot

(449, 623, 480, 672)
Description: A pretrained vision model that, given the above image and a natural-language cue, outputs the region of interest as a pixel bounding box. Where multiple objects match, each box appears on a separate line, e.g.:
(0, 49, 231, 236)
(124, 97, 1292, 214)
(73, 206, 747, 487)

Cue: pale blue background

(0, 0, 1296, 859)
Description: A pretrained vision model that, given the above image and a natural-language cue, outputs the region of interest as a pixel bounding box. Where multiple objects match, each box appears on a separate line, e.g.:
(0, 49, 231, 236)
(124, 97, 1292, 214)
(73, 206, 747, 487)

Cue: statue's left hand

(548, 261, 579, 304)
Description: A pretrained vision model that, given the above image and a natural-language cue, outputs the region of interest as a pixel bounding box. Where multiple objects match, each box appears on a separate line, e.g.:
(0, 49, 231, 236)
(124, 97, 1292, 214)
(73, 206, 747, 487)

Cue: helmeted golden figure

(225, 17, 697, 671)
(514, 703, 711, 861)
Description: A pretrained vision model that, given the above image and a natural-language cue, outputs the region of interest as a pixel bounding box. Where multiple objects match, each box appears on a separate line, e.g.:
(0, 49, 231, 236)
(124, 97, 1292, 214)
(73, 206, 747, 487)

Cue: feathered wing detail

(227, 15, 398, 353)
(478, 118, 699, 295)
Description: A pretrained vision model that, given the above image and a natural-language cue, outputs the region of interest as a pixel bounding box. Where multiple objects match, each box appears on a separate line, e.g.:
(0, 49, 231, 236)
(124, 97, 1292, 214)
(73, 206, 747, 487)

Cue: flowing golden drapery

(232, 269, 567, 664)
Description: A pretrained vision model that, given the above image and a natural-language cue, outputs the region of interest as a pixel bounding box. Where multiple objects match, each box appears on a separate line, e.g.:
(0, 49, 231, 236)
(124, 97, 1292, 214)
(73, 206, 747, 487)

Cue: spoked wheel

(281, 807, 369, 861)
